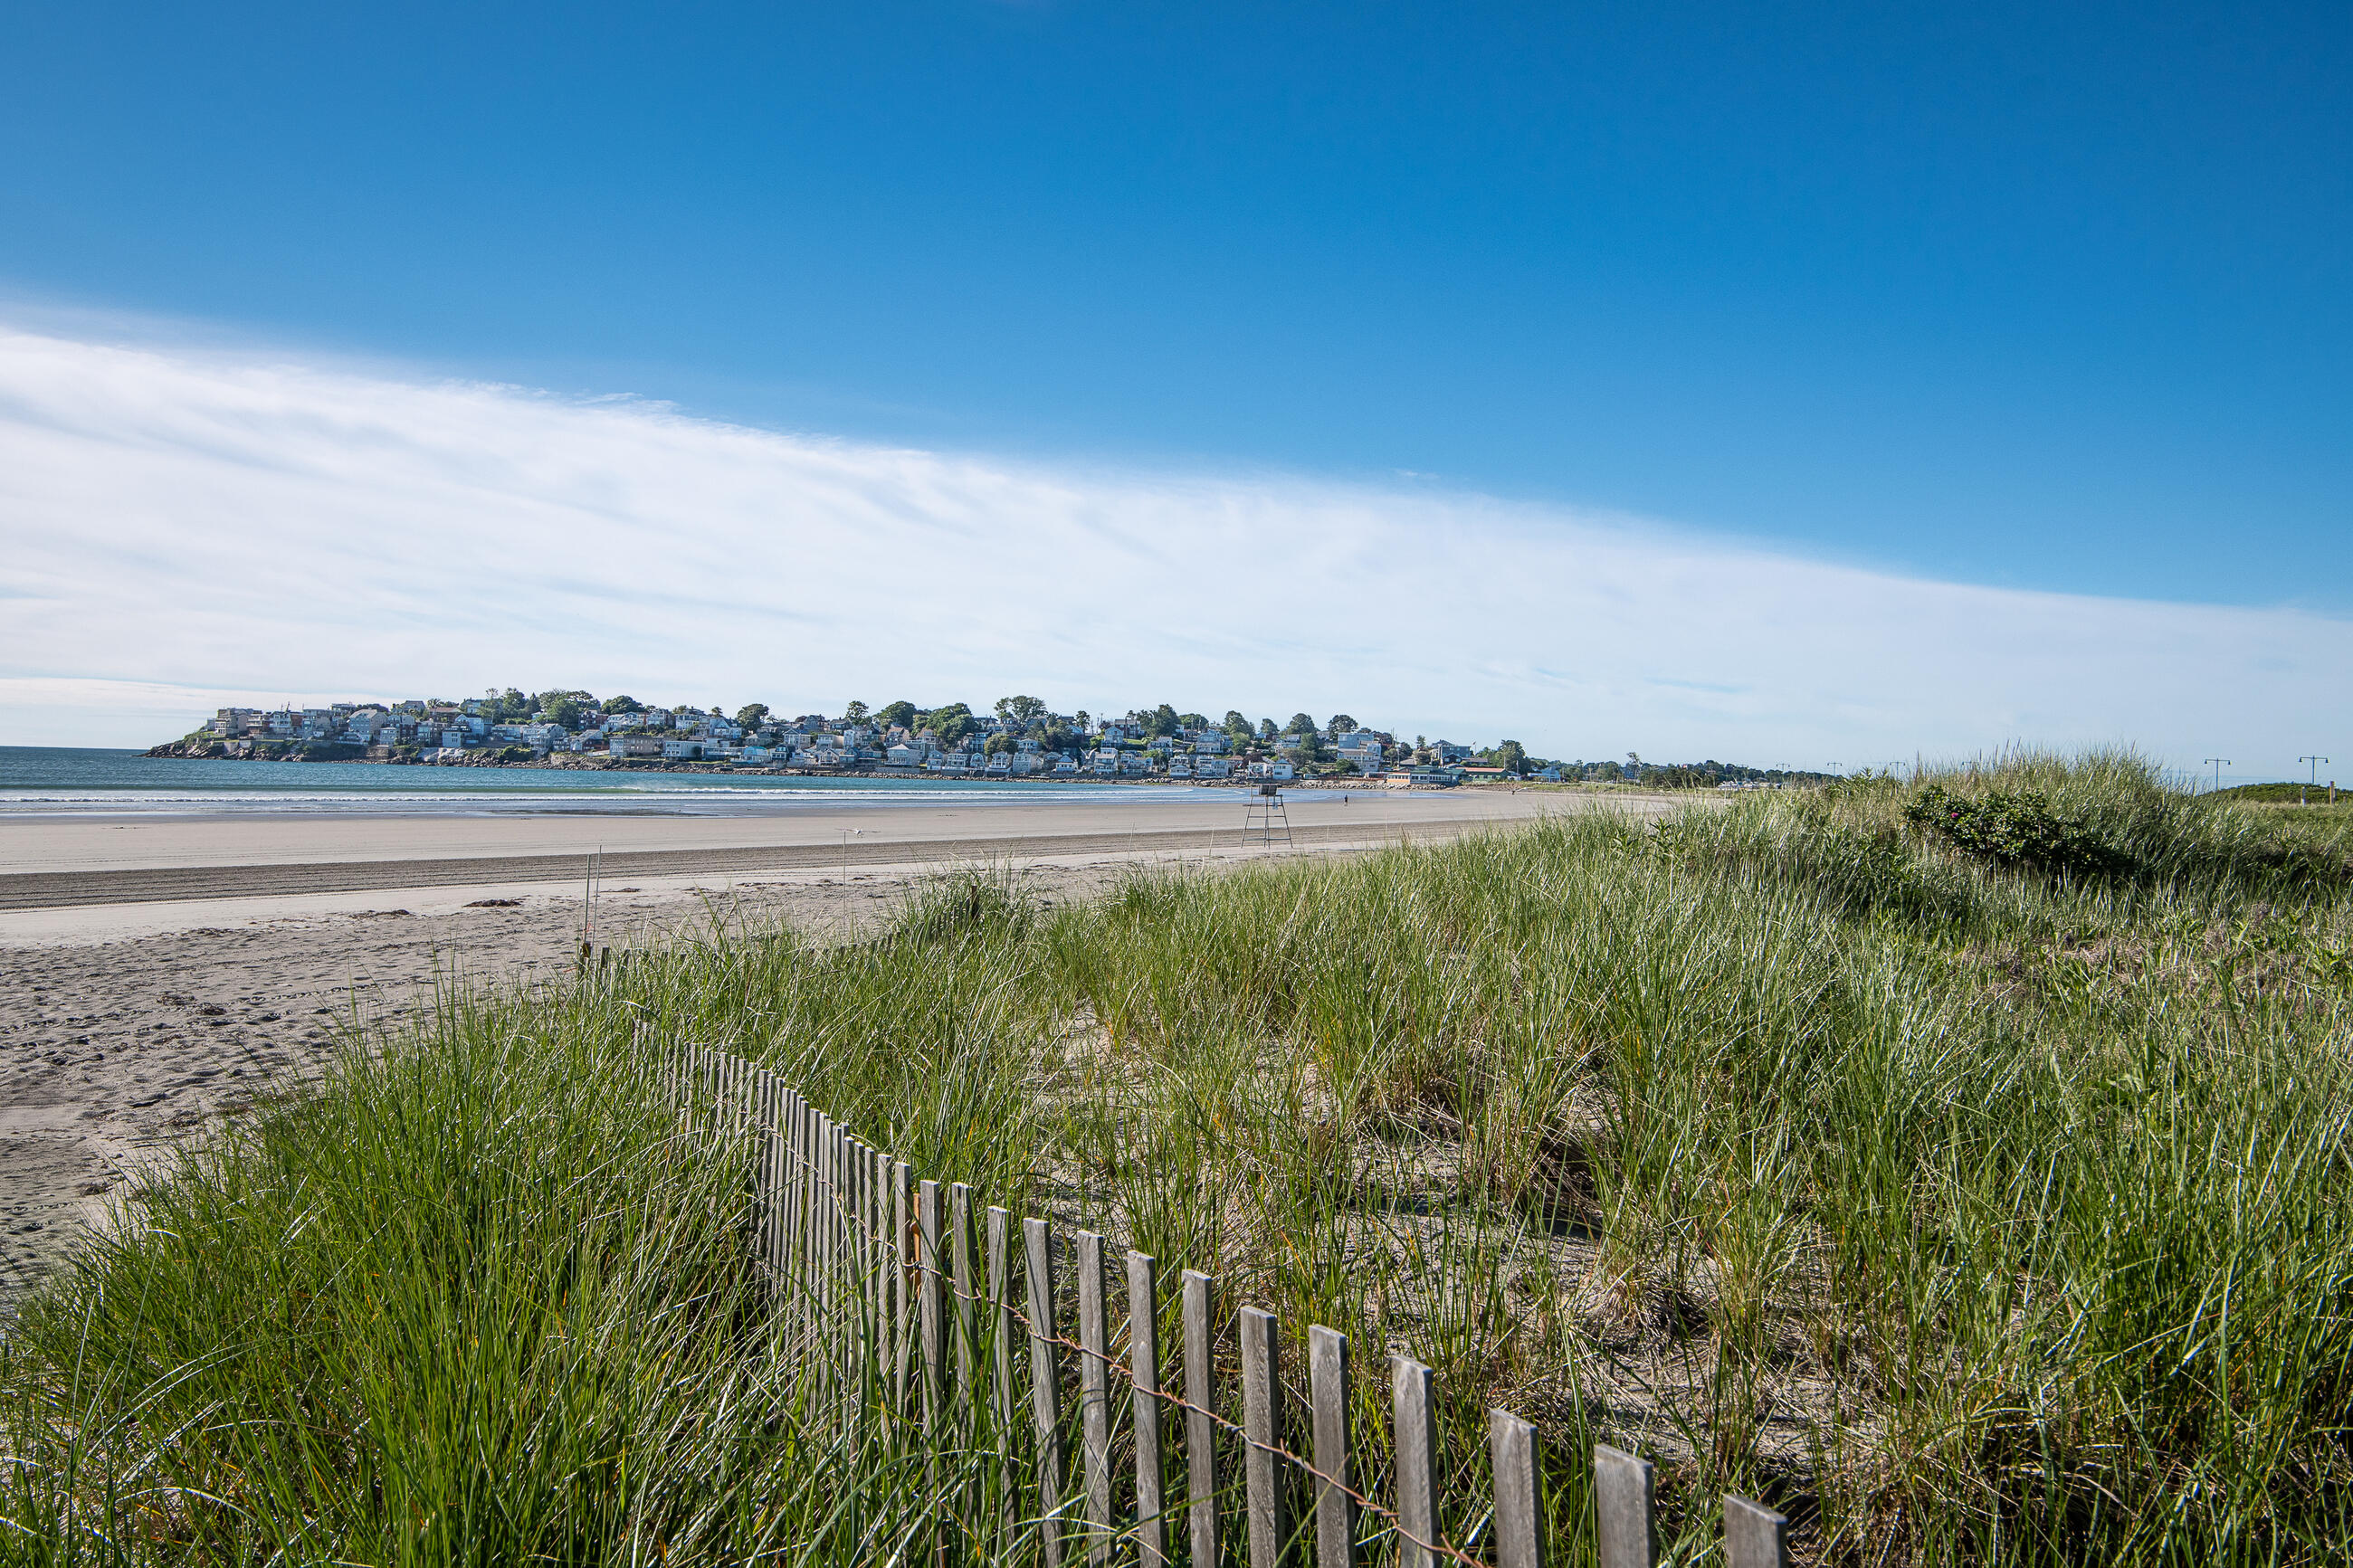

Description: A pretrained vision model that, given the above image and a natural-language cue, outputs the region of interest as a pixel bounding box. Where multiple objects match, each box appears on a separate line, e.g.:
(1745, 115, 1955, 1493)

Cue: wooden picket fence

(673, 1043, 1794, 1568)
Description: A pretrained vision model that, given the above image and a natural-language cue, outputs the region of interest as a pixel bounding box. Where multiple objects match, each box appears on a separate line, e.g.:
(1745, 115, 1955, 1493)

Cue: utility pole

(2301, 755, 2330, 807)
(2202, 758, 2231, 794)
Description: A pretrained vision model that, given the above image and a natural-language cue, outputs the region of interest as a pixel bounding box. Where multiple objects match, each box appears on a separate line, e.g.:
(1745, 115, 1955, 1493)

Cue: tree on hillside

(1327, 713, 1358, 736)
(874, 700, 918, 731)
(1259, 718, 1279, 741)
(542, 697, 586, 729)
(996, 695, 1047, 727)
(1491, 739, 1529, 774)
(735, 703, 771, 730)
(1146, 704, 1180, 737)
(1285, 713, 1317, 736)
(1223, 709, 1250, 735)
(844, 700, 871, 725)
(922, 703, 976, 746)
(602, 695, 643, 715)
(1178, 712, 1207, 730)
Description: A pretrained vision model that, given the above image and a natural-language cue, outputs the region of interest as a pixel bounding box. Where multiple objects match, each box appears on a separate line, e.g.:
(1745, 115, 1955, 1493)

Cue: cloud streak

(3, 323, 2346, 772)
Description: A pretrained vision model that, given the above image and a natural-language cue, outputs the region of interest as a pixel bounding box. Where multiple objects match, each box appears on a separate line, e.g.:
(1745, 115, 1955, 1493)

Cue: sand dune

(0, 787, 1668, 1313)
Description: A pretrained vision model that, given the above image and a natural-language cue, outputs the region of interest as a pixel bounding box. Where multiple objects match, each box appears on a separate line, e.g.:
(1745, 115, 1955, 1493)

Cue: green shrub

(1903, 782, 2121, 875)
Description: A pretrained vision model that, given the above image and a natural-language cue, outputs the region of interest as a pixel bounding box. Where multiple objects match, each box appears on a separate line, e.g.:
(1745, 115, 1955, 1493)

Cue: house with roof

(1335, 729, 1385, 771)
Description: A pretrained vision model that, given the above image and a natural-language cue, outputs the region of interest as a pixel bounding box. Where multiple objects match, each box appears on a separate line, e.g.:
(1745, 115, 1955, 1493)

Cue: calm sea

(0, 747, 1288, 819)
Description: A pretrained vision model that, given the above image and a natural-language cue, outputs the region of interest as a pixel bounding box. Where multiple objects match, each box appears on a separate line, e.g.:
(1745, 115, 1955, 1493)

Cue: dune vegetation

(5, 751, 2350, 1564)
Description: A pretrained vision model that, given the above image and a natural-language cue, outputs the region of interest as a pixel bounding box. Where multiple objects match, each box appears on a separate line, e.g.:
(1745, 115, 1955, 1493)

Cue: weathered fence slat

(952, 1183, 977, 1405)
(1595, 1444, 1657, 1568)
(1077, 1231, 1114, 1566)
(1723, 1494, 1789, 1568)
(1310, 1326, 1353, 1568)
(892, 1159, 912, 1413)
(1392, 1355, 1438, 1568)
(1241, 1307, 1283, 1568)
(866, 1145, 888, 1359)
(1128, 1250, 1166, 1568)
(1183, 1269, 1217, 1568)
(1489, 1409, 1544, 1568)
(1024, 1216, 1066, 1568)
(989, 1207, 1015, 1435)
(919, 1180, 946, 1420)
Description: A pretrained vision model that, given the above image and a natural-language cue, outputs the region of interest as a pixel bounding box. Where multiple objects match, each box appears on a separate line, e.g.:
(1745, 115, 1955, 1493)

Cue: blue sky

(1, 3, 2347, 766)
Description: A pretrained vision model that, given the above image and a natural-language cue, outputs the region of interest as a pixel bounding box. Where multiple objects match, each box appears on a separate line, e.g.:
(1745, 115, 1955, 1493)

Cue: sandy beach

(0, 786, 1664, 1308)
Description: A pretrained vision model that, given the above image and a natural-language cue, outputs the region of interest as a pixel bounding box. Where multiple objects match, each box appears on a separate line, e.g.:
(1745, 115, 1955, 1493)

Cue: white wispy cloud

(2, 322, 2345, 772)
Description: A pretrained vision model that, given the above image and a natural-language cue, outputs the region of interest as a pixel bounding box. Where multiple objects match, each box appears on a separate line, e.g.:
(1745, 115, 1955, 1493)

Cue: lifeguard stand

(1241, 782, 1293, 849)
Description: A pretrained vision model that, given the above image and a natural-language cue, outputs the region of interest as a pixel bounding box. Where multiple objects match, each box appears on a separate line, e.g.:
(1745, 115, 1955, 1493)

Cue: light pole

(2301, 756, 2330, 807)
(2202, 758, 2231, 794)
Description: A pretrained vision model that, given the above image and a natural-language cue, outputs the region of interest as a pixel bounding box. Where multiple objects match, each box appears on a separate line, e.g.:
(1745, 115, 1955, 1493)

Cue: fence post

(1489, 1410, 1543, 1568)
(990, 1206, 1016, 1544)
(1393, 1356, 1438, 1568)
(754, 1070, 777, 1282)
(989, 1208, 1015, 1435)
(763, 1126, 784, 1291)
(952, 1183, 978, 1408)
(919, 1181, 947, 1423)
(1241, 1307, 1283, 1568)
(786, 1094, 805, 1297)
(1182, 1269, 1217, 1568)
(1310, 1326, 1352, 1568)
(1594, 1446, 1656, 1568)
(892, 1160, 913, 1416)
(865, 1145, 887, 1368)
(1129, 1250, 1167, 1568)
(1024, 1217, 1066, 1568)
(1077, 1231, 1114, 1566)
(1723, 1495, 1788, 1568)
(814, 1114, 834, 1326)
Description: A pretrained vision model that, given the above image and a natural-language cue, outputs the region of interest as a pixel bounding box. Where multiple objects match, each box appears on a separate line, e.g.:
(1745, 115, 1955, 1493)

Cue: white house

(661, 739, 705, 761)
(1194, 755, 1233, 779)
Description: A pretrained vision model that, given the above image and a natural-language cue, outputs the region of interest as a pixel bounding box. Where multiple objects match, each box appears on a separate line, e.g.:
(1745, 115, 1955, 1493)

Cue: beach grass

(5, 748, 2350, 1563)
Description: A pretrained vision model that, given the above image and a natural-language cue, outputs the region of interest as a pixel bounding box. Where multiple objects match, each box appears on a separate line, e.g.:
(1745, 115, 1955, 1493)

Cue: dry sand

(0, 786, 1663, 1310)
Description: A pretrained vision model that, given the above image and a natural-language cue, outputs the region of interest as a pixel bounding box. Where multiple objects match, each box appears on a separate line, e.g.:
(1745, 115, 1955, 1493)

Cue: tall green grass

(5, 750, 2349, 1563)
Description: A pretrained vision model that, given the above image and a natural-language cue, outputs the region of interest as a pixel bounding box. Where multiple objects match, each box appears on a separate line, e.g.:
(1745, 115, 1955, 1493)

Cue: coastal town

(154, 689, 1814, 789)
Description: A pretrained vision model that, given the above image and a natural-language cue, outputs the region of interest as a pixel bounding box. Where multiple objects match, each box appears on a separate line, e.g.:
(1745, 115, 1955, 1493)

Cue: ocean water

(0, 746, 1304, 818)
